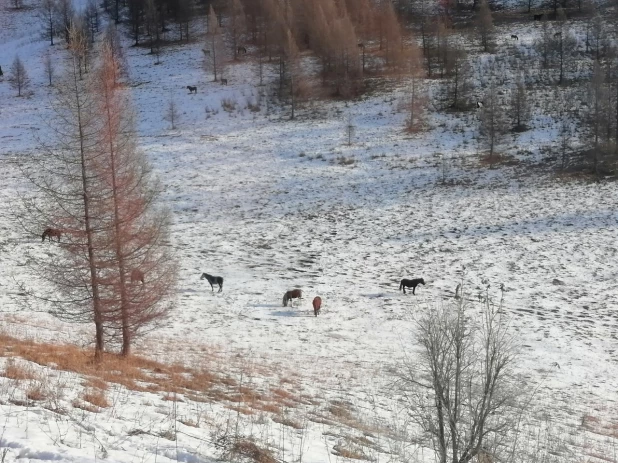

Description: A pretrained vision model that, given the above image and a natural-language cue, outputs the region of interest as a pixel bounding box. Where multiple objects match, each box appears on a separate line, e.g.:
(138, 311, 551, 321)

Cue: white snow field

(1, 0, 618, 462)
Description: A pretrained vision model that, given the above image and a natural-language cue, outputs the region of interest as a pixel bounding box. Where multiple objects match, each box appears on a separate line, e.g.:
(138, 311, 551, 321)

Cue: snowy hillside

(1, 0, 618, 461)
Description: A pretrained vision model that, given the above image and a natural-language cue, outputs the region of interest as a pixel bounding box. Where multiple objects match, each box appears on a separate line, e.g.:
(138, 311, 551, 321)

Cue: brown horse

(312, 296, 322, 316)
(41, 228, 62, 242)
(130, 269, 144, 284)
(283, 289, 302, 307)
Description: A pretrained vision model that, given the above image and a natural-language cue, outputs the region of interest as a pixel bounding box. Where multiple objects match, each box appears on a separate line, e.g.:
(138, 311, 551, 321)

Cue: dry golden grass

(0, 331, 314, 421)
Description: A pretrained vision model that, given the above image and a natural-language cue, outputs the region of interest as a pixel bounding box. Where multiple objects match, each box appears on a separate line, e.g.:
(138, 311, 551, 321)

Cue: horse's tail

(399, 280, 403, 291)
(282, 293, 288, 307)
(41, 230, 47, 242)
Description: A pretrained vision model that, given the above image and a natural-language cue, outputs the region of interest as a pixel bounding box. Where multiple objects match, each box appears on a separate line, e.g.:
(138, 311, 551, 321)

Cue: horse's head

(200, 273, 205, 280)
(420, 278, 425, 285)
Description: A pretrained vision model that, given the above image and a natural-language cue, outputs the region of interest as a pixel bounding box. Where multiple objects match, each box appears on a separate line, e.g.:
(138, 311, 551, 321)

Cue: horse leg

(402, 286, 406, 294)
(412, 286, 416, 295)
(209, 281, 214, 292)
(218, 282, 222, 293)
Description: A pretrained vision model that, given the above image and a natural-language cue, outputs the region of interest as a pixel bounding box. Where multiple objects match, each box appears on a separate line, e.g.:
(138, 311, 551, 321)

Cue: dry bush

(72, 399, 100, 413)
(26, 383, 48, 401)
(81, 388, 110, 408)
(223, 438, 277, 463)
(272, 414, 303, 429)
(332, 442, 370, 460)
(227, 405, 254, 415)
(221, 98, 237, 112)
(83, 377, 108, 390)
(337, 156, 355, 166)
(2, 358, 38, 381)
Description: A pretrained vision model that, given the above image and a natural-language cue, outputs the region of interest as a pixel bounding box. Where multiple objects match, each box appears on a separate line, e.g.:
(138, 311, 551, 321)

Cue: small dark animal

(533, 13, 543, 20)
(477, 101, 484, 109)
(221, 78, 228, 85)
(511, 34, 518, 40)
(554, 31, 562, 37)
(357, 42, 365, 49)
(200, 272, 223, 292)
(237, 46, 247, 54)
(0, 65, 3, 77)
(187, 85, 197, 94)
(41, 228, 62, 242)
(130, 269, 144, 284)
(399, 278, 425, 295)
(312, 296, 322, 317)
(283, 289, 302, 307)
(202, 49, 211, 56)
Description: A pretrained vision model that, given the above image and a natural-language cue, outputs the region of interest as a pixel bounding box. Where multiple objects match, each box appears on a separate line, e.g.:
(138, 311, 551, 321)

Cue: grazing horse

(283, 289, 302, 307)
(41, 228, 61, 242)
(312, 296, 322, 316)
(220, 78, 228, 85)
(130, 269, 144, 284)
(533, 13, 543, 20)
(187, 85, 197, 94)
(399, 278, 425, 295)
(200, 272, 223, 292)
(237, 46, 247, 54)
(511, 34, 518, 40)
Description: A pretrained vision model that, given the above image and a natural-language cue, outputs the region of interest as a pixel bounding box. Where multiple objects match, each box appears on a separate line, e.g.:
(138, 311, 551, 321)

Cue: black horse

(187, 85, 197, 94)
(399, 278, 425, 295)
(200, 272, 223, 292)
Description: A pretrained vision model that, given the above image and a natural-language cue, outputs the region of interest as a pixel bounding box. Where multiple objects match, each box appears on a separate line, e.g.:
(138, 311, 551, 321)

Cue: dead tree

(8, 55, 30, 97)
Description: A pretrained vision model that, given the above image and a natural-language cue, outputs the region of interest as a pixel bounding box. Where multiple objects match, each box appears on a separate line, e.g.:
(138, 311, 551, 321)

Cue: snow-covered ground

(1, 1, 618, 461)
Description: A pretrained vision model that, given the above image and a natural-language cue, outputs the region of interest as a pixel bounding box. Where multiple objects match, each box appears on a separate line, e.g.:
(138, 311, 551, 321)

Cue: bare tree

(55, 0, 74, 43)
(85, 0, 100, 43)
(39, 0, 57, 45)
(446, 43, 472, 110)
(587, 61, 609, 176)
(476, 0, 494, 53)
(554, 88, 576, 170)
(204, 5, 227, 81)
(345, 112, 355, 146)
(553, 9, 576, 85)
(17, 50, 106, 360)
(43, 50, 55, 86)
(535, 19, 552, 72)
(68, 16, 91, 79)
(397, 286, 522, 463)
(479, 81, 506, 165)
(8, 55, 30, 97)
(164, 93, 180, 129)
(229, 0, 246, 60)
(510, 73, 530, 131)
(94, 41, 177, 355)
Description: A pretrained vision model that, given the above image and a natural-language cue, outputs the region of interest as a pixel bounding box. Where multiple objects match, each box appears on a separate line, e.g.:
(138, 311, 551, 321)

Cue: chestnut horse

(283, 289, 302, 307)
(131, 269, 144, 284)
(41, 228, 62, 242)
(312, 296, 322, 316)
